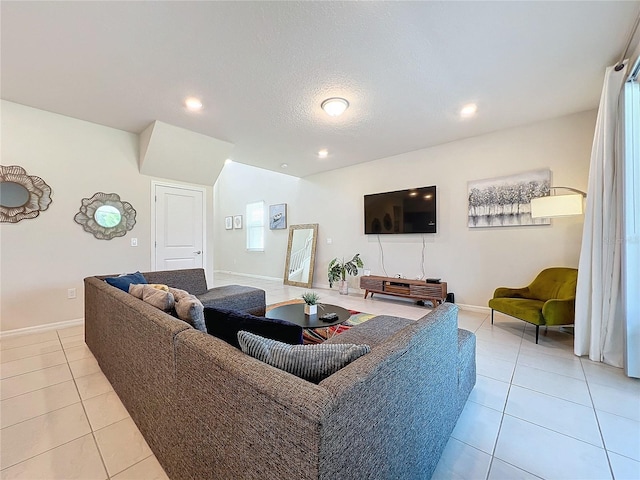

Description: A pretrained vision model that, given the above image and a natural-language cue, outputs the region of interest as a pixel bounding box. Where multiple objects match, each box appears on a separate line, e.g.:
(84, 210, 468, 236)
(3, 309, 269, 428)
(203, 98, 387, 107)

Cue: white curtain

(574, 64, 628, 367)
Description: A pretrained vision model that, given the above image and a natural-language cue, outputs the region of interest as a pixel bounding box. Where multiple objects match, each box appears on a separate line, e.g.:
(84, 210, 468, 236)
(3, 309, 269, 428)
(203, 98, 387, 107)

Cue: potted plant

(328, 254, 364, 295)
(301, 291, 320, 315)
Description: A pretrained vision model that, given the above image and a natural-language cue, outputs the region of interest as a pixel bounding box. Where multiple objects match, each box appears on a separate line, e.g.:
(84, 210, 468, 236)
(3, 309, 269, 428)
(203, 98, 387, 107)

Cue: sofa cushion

(197, 285, 266, 316)
(104, 271, 147, 292)
(237, 330, 370, 383)
(204, 307, 303, 348)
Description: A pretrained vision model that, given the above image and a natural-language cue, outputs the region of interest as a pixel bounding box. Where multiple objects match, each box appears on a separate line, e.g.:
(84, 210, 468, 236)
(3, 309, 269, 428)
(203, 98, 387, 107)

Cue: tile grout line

(580, 358, 616, 480)
(58, 328, 111, 480)
(483, 316, 524, 480)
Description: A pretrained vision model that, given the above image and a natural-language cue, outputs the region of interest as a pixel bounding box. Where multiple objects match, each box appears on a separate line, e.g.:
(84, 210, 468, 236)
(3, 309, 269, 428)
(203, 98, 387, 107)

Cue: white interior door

(154, 183, 205, 271)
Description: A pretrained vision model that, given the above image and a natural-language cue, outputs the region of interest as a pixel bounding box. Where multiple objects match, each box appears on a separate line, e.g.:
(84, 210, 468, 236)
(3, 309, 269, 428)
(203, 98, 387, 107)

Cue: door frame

(150, 180, 207, 271)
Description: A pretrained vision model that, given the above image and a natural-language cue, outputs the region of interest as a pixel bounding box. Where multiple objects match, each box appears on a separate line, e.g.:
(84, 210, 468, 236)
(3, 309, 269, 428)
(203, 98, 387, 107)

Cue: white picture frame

(225, 216, 233, 230)
(269, 203, 287, 230)
(233, 215, 243, 229)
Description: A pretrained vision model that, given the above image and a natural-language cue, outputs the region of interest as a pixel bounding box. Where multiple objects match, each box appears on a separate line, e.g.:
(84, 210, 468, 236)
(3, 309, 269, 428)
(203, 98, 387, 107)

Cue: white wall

(214, 110, 596, 307)
(0, 101, 214, 332)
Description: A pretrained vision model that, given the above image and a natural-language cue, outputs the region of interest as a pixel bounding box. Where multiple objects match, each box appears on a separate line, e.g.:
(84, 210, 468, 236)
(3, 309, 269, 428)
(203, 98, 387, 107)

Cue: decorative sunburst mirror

(74, 192, 136, 240)
(0, 165, 53, 223)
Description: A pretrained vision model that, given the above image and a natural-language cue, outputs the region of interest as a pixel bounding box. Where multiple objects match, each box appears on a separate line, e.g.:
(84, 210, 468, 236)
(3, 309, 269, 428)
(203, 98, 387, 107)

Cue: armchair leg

(535, 325, 539, 344)
(491, 309, 494, 325)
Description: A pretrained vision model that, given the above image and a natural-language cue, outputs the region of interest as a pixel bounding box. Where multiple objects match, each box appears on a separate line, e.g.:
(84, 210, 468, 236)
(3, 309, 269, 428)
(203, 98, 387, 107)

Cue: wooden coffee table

(266, 303, 351, 329)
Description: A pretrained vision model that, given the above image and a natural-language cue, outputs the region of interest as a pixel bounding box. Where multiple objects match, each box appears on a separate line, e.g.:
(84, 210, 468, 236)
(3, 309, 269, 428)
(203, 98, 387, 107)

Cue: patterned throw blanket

(266, 300, 375, 345)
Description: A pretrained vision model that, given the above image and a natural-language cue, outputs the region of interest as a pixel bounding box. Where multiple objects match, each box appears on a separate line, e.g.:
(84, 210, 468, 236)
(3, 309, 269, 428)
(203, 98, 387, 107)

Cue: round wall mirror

(94, 205, 122, 228)
(0, 181, 30, 208)
(0, 165, 53, 223)
(74, 192, 136, 240)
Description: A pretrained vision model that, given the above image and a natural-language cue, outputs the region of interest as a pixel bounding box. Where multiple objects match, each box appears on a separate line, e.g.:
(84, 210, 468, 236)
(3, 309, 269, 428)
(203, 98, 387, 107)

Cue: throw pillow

(128, 283, 145, 299)
(168, 287, 190, 301)
(104, 271, 148, 292)
(237, 330, 370, 383)
(149, 284, 169, 292)
(174, 294, 206, 332)
(204, 307, 303, 348)
(128, 284, 175, 311)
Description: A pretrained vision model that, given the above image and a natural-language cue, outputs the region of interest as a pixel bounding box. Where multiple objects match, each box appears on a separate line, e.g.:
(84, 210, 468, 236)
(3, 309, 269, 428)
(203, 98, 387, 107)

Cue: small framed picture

(233, 215, 243, 229)
(269, 203, 287, 230)
(225, 216, 233, 230)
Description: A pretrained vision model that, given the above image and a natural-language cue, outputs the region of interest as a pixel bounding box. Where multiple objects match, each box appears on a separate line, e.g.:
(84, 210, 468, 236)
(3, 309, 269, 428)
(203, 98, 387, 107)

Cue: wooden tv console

(360, 275, 447, 306)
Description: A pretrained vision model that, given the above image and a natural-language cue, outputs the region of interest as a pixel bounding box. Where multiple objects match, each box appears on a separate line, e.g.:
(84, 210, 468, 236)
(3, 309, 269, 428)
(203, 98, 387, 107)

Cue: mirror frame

(0, 165, 53, 223)
(74, 192, 136, 240)
(283, 223, 318, 288)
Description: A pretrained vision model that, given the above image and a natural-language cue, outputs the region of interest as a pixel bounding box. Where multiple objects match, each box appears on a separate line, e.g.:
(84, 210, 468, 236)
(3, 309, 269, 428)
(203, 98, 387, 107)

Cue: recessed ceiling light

(224, 158, 232, 165)
(460, 103, 478, 118)
(280, 163, 288, 168)
(321, 97, 349, 117)
(185, 97, 203, 111)
(318, 149, 329, 158)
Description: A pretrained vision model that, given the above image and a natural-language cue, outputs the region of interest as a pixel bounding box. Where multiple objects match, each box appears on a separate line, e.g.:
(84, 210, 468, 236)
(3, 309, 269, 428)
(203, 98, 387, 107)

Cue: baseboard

(456, 304, 491, 314)
(213, 270, 283, 282)
(0, 318, 84, 339)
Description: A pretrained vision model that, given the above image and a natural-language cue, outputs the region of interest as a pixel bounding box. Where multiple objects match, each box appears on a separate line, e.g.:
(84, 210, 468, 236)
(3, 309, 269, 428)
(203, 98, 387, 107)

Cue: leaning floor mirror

(283, 224, 318, 288)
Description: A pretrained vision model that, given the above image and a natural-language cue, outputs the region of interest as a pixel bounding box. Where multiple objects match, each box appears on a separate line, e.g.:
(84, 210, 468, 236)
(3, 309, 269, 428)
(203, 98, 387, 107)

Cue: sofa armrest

(317, 303, 463, 479)
(173, 330, 331, 480)
(493, 286, 531, 299)
(542, 297, 576, 325)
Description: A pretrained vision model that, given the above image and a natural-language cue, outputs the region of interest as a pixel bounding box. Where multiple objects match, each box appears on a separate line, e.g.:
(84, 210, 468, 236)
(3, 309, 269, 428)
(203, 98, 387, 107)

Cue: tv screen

(364, 186, 437, 234)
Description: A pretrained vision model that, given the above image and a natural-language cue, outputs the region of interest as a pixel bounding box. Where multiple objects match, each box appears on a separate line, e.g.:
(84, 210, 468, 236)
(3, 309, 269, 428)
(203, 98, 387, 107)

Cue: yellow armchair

(488, 267, 578, 343)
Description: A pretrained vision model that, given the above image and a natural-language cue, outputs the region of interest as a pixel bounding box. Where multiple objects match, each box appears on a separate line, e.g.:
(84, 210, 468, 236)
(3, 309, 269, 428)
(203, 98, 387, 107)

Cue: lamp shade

(530, 194, 584, 218)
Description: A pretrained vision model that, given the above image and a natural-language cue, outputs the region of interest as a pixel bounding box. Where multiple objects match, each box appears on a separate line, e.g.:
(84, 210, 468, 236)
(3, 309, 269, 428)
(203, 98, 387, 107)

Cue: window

(246, 201, 265, 251)
(623, 63, 639, 377)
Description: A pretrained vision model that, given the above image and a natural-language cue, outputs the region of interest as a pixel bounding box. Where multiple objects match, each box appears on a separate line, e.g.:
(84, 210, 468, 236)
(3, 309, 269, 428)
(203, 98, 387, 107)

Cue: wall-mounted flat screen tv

(364, 186, 437, 234)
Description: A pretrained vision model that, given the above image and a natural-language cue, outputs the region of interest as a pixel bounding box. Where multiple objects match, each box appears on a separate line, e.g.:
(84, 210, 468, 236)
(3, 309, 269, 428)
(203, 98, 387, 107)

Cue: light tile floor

(1, 273, 639, 479)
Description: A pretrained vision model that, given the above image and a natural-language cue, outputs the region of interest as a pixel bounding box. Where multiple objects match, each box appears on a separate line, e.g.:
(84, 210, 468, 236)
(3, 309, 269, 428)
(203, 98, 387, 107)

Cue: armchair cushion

(488, 298, 545, 325)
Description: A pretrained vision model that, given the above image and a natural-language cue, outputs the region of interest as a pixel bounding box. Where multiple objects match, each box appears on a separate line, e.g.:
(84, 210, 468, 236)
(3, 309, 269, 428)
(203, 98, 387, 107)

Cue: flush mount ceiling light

(318, 149, 329, 158)
(460, 103, 478, 118)
(321, 97, 349, 117)
(280, 163, 288, 169)
(185, 97, 203, 111)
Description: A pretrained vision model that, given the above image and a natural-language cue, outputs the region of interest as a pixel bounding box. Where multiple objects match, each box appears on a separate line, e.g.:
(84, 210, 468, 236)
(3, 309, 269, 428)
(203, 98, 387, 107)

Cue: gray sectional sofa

(84, 268, 476, 480)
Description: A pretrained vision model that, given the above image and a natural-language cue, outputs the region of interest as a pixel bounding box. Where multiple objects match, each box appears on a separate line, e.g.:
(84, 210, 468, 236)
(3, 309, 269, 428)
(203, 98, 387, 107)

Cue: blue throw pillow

(204, 307, 303, 348)
(104, 271, 148, 292)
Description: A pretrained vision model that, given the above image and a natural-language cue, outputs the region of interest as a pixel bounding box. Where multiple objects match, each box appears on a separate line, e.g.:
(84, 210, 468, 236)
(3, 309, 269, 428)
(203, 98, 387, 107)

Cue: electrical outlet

(327, 238, 333, 244)
(67, 288, 76, 299)
(130, 238, 138, 247)
(396, 273, 403, 278)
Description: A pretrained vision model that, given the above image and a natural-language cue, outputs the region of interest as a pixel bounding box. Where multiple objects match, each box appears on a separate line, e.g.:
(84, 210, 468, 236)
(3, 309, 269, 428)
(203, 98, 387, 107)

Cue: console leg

(535, 325, 540, 344)
(491, 309, 494, 325)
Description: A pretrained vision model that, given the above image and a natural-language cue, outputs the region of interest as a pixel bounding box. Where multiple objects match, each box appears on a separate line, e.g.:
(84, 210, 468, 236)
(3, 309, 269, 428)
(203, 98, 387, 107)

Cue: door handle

(194, 251, 202, 255)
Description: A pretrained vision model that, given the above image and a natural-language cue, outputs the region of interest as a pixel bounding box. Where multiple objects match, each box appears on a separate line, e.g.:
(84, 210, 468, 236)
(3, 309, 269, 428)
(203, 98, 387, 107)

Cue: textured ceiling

(2, 1, 639, 178)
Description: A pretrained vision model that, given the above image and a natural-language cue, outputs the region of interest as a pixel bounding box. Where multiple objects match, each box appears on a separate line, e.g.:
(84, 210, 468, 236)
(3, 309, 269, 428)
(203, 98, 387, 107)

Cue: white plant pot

(339, 281, 349, 295)
(304, 304, 317, 315)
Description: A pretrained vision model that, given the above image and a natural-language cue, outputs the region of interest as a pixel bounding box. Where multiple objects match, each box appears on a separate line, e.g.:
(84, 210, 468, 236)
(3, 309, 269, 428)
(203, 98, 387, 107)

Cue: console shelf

(360, 275, 447, 306)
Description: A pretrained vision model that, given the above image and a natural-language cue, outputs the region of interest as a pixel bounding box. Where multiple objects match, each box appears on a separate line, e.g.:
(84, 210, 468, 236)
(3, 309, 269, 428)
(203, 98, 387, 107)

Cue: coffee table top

(266, 303, 352, 329)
